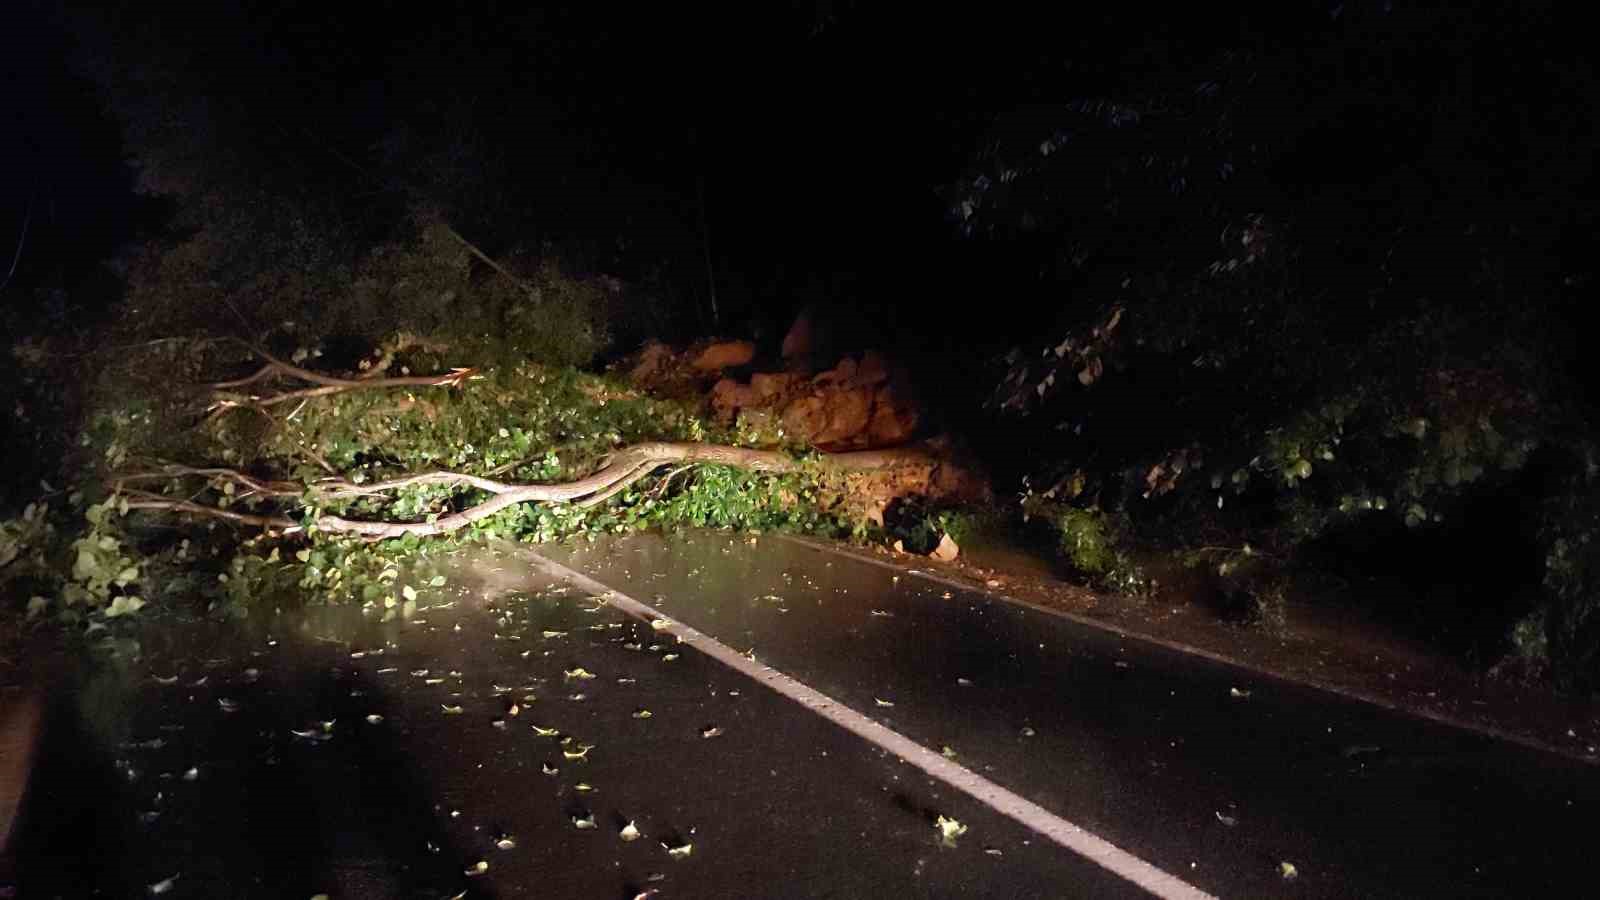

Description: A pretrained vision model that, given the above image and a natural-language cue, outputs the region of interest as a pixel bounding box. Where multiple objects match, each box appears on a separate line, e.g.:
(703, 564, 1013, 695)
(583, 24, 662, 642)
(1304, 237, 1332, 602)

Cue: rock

(854, 351, 890, 387)
(628, 341, 676, 382)
(865, 385, 918, 446)
(691, 340, 756, 371)
(781, 308, 815, 363)
(710, 377, 760, 422)
(751, 371, 803, 399)
(813, 357, 858, 386)
(780, 394, 829, 442)
(931, 457, 993, 503)
(810, 387, 873, 449)
(931, 533, 960, 562)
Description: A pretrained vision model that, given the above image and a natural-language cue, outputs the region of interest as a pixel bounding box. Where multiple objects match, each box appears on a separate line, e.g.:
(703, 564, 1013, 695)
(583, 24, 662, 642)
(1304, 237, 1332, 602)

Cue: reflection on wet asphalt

(540, 530, 1600, 899)
(13, 547, 1140, 899)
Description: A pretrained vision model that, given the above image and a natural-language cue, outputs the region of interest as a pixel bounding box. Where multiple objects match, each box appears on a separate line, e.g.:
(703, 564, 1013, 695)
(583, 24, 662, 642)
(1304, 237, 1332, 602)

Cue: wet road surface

(13, 544, 1137, 899)
(541, 531, 1600, 898)
(11, 529, 1599, 898)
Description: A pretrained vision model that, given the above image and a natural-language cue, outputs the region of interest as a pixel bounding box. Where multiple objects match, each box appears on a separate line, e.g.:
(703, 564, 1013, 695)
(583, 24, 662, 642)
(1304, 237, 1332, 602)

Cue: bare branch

(119, 442, 944, 542)
(205, 346, 478, 418)
(312, 471, 523, 499)
(118, 490, 301, 532)
(575, 459, 655, 509)
(116, 465, 303, 498)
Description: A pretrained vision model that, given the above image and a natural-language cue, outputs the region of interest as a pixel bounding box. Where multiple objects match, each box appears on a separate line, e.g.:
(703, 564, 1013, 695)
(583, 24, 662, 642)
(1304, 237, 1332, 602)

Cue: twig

(441, 226, 538, 298)
(118, 490, 300, 532)
(300, 446, 338, 476)
(209, 350, 477, 393)
(1187, 545, 1284, 562)
(648, 465, 694, 500)
(0, 201, 31, 295)
(115, 466, 302, 498)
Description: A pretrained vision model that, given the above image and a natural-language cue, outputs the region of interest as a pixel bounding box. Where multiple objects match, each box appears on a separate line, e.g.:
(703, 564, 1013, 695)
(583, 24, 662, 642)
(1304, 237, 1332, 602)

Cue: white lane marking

(524, 551, 1216, 900)
(774, 533, 1600, 769)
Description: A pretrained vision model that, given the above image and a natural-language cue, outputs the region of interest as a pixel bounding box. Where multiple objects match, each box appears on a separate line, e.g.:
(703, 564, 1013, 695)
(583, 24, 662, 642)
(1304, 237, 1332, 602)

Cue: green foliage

(1021, 495, 1149, 594)
(1524, 459, 1600, 690)
(940, 2, 1599, 686)
(930, 506, 1010, 552)
(1, 492, 159, 623)
(63, 332, 854, 615)
(1176, 545, 1289, 631)
(116, 208, 616, 373)
(1, 198, 856, 625)
(0, 501, 57, 615)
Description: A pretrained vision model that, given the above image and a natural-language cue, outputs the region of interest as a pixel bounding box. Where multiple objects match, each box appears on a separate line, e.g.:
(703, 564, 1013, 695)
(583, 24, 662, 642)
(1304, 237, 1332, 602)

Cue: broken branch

(117, 441, 941, 542)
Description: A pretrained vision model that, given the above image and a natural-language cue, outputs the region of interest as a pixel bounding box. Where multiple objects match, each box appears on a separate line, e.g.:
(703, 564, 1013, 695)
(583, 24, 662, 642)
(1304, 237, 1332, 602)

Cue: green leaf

(104, 595, 146, 618)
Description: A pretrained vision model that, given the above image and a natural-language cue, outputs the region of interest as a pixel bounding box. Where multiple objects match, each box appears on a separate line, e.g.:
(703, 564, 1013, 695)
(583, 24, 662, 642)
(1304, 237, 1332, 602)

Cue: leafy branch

(114, 443, 940, 541)
(204, 345, 477, 415)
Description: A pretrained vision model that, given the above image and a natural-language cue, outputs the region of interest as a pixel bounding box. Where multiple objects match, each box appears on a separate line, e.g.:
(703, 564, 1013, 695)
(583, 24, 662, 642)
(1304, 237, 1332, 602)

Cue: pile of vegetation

(1, 199, 921, 643)
(1, 7, 956, 659)
(918, 3, 1600, 691)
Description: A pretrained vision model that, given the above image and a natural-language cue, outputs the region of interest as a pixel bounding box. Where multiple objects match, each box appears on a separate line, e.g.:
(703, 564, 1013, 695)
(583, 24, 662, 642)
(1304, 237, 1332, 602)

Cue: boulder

(781, 307, 815, 363)
(865, 385, 918, 445)
(628, 340, 676, 382)
(751, 371, 804, 399)
(780, 394, 829, 442)
(710, 377, 760, 422)
(808, 385, 874, 448)
(691, 340, 756, 371)
(813, 356, 858, 386)
(853, 351, 890, 387)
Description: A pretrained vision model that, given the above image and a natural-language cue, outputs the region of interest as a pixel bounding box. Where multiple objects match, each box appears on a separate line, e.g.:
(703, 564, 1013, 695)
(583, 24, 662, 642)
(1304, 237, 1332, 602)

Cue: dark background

(9, 1, 1588, 362)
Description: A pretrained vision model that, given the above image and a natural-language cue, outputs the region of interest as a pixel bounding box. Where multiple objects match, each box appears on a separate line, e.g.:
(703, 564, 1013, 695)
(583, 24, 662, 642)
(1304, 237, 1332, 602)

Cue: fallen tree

(118, 440, 942, 540)
(109, 349, 950, 542)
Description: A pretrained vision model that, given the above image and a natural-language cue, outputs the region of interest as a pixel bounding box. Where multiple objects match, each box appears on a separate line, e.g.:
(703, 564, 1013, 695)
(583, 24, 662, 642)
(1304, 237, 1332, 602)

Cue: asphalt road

(540, 531, 1600, 899)
(10, 530, 1599, 898)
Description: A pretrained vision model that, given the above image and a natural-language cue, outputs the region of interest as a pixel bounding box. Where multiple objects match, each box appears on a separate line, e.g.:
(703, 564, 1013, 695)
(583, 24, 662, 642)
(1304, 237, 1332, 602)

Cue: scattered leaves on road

(936, 815, 969, 847)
